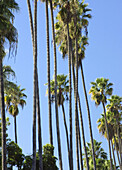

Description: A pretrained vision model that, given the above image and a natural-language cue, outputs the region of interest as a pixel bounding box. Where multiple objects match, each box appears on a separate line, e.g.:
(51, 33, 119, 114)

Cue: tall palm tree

(5, 86, 27, 144)
(106, 95, 122, 169)
(45, 74, 70, 169)
(27, 1, 43, 169)
(32, 0, 38, 169)
(0, 1, 19, 169)
(45, 0, 53, 146)
(54, 2, 96, 169)
(89, 78, 113, 170)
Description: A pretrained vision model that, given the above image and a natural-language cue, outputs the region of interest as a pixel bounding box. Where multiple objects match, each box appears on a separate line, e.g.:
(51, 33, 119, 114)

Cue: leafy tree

(23, 144, 58, 170)
(7, 141, 25, 169)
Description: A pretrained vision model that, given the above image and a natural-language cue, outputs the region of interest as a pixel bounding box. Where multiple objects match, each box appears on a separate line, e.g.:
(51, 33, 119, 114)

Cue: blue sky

(3, 0, 122, 169)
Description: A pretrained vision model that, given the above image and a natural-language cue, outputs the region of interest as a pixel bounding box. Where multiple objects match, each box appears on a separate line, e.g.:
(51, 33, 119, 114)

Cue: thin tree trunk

(36, 71, 43, 170)
(45, 0, 53, 146)
(27, 2, 43, 168)
(78, 95, 89, 170)
(76, 120, 80, 170)
(77, 111, 83, 170)
(67, 18, 73, 170)
(14, 116, 17, 144)
(111, 140, 116, 170)
(32, 0, 38, 169)
(61, 103, 70, 168)
(80, 61, 96, 170)
(0, 52, 7, 170)
(49, 3, 63, 170)
(102, 102, 113, 170)
(113, 135, 121, 169)
(116, 118, 122, 169)
(71, 43, 89, 170)
(75, 18, 80, 170)
(27, 0, 34, 43)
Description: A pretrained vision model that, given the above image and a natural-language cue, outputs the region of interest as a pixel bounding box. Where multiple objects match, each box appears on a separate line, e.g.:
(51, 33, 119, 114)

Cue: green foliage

(45, 74, 69, 105)
(7, 141, 25, 169)
(22, 144, 58, 170)
(42, 144, 58, 170)
(5, 85, 27, 117)
(89, 78, 113, 105)
(83, 139, 118, 170)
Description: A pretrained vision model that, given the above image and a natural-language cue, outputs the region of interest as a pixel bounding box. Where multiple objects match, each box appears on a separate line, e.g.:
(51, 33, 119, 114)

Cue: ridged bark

(80, 61, 96, 170)
(49, 0, 63, 169)
(14, 116, 17, 144)
(36, 72, 43, 170)
(0, 52, 7, 170)
(102, 102, 113, 170)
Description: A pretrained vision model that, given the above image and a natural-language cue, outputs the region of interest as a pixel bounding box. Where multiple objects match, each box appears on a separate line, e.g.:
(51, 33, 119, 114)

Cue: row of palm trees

(0, 0, 121, 170)
(26, 0, 122, 170)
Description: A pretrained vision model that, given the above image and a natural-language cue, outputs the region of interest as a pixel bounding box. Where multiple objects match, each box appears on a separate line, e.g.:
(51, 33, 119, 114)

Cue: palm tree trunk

(116, 118, 122, 169)
(67, 16, 73, 170)
(78, 95, 89, 170)
(113, 135, 121, 169)
(74, 18, 80, 170)
(61, 103, 70, 168)
(72, 64, 89, 170)
(102, 102, 113, 170)
(27, 2, 43, 169)
(32, 0, 38, 169)
(45, 0, 53, 146)
(0, 52, 7, 170)
(71, 43, 89, 170)
(76, 121, 80, 170)
(80, 60, 96, 170)
(111, 140, 116, 170)
(49, 1, 63, 169)
(14, 116, 17, 144)
(36, 71, 43, 170)
(77, 111, 83, 170)
(27, 0, 34, 43)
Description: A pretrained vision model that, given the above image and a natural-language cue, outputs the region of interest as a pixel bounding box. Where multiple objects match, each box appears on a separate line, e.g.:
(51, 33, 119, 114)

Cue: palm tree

(83, 139, 113, 170)
(0, 1, 19, 169)
(54, 2, 96, 169)
(27, 0, 38, 169)
(45, 74, 70, 169)
(5, 86, 27, 144)
(106, 95, 122, 169)
(89, 78, 113, 170)
(97, 112, 117, 170)
(45, 0, 53, 147)
(27, 1, 43, 169)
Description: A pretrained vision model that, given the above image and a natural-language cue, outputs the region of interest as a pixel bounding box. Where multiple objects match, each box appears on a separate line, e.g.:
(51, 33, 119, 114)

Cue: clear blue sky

(3, 0, 122, 169)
